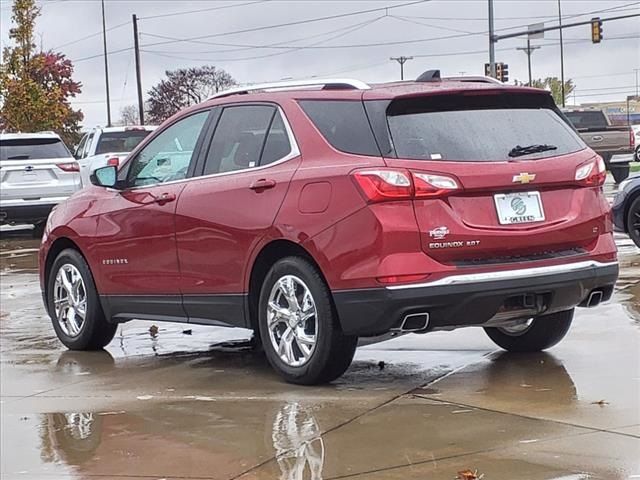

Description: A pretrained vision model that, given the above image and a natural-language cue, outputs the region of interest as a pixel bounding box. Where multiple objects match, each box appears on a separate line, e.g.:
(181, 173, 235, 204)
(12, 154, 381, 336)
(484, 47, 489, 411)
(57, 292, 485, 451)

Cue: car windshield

(95, 130, 152, 155)
(0, 137, 71, 161)
(386, 94, 585, 162)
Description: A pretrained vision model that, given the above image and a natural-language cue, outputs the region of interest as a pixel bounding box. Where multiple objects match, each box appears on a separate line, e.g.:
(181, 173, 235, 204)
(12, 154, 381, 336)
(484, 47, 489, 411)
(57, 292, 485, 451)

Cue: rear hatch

(0, 137, 80, 202)
(368, 89, 607, 266)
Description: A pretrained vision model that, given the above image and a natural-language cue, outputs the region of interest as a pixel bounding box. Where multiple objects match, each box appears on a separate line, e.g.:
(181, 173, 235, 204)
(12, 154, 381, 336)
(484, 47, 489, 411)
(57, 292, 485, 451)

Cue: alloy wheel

(498, 318, 534, 336)
(267, 275, 318, 367)
(53, 264, 87, 337)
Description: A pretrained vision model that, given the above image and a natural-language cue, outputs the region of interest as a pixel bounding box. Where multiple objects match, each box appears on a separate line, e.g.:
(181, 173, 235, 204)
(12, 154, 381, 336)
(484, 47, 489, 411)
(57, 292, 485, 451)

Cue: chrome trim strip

(385, 260, 618, 290)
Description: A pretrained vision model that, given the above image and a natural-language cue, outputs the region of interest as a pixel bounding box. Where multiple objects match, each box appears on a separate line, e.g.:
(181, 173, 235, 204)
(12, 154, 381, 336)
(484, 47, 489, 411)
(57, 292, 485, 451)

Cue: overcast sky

(1, 0, 638, 128)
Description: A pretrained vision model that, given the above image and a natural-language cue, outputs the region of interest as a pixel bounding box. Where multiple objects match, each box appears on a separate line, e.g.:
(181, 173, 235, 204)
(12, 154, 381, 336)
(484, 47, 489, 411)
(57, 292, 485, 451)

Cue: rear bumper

(0, 203, 57, 224)
(333, 260, 619, 336)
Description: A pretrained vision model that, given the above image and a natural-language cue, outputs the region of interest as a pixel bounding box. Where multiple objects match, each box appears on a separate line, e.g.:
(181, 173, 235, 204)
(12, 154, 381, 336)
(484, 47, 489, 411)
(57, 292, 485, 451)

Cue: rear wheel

(258, 257, 357, 385)
(484, 309, 574, 352)
(47, 249, 117, 350)
(626, 196, 640, 248)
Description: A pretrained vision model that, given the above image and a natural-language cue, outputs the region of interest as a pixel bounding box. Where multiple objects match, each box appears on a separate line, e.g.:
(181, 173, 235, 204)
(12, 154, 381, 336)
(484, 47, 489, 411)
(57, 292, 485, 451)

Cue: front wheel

(47, 249, 117, 350)
(484, 309, 574, 352)
(258, 257, 358, 385)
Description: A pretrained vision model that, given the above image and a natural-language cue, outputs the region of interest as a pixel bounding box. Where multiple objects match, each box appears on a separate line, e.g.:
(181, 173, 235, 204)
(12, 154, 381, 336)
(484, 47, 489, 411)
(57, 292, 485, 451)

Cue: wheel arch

(246, 239, 329, 333)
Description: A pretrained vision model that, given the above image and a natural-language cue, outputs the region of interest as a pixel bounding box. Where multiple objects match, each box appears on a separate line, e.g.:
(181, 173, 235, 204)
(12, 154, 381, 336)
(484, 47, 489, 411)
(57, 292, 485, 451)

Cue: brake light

(575, 156, 606, 186)
(56, 162, 80, 172)
(413, 172, 460, 198)
(352, 168, 461, 203)
(352, 169, 413, 202)
(107, 157, 120, 167)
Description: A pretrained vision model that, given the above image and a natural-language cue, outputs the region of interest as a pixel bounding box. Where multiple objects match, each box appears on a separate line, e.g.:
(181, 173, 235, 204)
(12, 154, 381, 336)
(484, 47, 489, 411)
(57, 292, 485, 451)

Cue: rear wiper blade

(508, 144, 557, 158)
(7, 155, 30, 160)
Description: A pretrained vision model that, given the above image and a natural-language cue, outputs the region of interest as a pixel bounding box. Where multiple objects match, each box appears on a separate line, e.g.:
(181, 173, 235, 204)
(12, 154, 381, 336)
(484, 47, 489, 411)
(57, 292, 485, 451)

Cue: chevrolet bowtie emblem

(513, 172, 536, 184)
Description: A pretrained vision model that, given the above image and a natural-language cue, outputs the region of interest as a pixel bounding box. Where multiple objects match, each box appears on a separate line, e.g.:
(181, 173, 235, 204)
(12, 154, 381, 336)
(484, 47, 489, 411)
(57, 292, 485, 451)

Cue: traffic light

(591, 17, 603, 43)
(494, 62, 509, 82)
(500, 63, 509, 83)
(484, 63, 491, 77)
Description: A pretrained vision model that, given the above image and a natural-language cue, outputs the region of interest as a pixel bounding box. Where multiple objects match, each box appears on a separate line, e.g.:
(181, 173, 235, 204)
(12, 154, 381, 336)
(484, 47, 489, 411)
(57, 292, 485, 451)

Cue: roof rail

(209, 78, 370, 99)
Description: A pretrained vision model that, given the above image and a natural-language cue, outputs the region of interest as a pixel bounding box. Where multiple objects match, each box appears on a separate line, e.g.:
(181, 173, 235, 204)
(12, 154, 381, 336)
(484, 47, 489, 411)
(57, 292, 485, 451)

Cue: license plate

(494, 191, 545, 225)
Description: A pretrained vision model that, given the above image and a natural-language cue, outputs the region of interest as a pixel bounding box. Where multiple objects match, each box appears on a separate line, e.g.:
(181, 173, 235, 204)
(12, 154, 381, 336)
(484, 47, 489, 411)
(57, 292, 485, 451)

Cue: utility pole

(516, 39, 541, 86)
(101, 0, 112, 127)
(390, 56, 413, 81)
(558, 0, 566, 107)
(133, 14, 145, 126)
(488, 0, 496, 78)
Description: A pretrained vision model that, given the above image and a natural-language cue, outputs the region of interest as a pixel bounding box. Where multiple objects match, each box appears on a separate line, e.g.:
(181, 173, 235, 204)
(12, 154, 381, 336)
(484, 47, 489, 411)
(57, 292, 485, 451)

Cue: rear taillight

(413, 172, 460, 198)
(575, 156, 606, 187)
(107, 157, 120, 167)
(56, 162, 80, 172)
(352, 169, 413, 202)
(352, 168, 461, 203)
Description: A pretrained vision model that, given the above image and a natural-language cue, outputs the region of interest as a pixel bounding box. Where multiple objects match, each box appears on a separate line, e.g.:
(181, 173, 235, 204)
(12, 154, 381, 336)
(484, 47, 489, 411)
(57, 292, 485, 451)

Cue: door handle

(249, 179, 276, 191)
(591, 135, 604, 142)
(153, 192, 176, 205)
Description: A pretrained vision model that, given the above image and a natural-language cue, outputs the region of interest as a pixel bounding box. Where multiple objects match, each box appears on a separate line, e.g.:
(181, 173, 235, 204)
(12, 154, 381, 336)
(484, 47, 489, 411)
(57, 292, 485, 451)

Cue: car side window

(127, 111, 209, 188)
(202, 105, 276, 176)
(82, 133, 94, 158)
(260, 112, 292, 166)
(75, 134, 88, 159)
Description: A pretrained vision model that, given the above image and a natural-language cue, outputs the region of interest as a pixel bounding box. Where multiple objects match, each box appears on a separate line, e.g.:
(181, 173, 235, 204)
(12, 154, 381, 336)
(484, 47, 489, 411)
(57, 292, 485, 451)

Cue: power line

(140, 0, 431, 48)
(139, 0, 268, 21)
(51, 20, 129, 51)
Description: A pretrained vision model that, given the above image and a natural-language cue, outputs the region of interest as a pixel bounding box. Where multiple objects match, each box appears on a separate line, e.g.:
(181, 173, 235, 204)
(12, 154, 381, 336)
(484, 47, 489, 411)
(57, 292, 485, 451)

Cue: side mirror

(90, 165, 118, 188)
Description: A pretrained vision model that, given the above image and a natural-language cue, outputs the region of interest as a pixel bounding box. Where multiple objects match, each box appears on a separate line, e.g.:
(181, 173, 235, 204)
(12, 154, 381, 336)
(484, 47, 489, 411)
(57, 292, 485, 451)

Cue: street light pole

(558, 0, 566, 107)
(488, 0, 496, 78)
(101, 0, 112, 127)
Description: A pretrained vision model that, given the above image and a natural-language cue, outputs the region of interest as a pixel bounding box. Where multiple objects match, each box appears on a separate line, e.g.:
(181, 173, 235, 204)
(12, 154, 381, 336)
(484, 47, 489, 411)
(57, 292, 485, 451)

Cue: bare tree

(146, 66, 236, 124)
(117, 104, 139, 126)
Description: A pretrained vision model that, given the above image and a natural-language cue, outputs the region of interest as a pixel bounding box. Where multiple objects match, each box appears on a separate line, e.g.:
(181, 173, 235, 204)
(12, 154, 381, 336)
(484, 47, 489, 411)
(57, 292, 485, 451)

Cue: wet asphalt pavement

(1, 201, 640, 478)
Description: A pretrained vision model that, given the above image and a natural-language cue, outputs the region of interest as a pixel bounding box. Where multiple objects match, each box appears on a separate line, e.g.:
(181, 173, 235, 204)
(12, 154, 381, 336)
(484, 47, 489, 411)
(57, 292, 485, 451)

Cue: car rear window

(0, 137, 71, 161)
(298, 100, 381, 156)
(386, 93, 585, 162)
(95, 130, 152, 155)
(563, 111, 608, 129)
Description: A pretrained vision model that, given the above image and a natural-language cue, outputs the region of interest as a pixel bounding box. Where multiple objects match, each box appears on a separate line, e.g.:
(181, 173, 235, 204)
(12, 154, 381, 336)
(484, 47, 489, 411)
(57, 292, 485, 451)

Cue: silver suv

(0, 132, 81, 229)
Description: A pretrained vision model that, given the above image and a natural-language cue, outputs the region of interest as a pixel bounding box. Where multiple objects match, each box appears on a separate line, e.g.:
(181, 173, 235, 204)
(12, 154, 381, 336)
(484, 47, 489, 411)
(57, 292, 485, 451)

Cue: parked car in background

(1, 132, 81, 232)
(612, 176, 640, 247)
(562, 108, 635, 183)
(75, 126, 156, 187)
(40, 74, 618, 385)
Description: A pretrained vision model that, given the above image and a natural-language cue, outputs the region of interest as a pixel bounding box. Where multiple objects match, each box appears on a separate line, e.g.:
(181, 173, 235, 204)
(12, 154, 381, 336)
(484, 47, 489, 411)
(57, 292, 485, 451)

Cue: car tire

(611, 163, 630, 184)
(258, 256, 358, 385)
(626, 196, 640, 248)
(483, 309, 574, 352)
(635, 146, 640, 162)
(47, 248, 117, 350)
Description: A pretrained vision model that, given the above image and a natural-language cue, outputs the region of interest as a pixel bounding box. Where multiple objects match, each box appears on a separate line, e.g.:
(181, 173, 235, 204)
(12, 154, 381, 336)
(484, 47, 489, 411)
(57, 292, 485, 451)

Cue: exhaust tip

(397, 313, 430, 332)
(586, 290, 604, 308)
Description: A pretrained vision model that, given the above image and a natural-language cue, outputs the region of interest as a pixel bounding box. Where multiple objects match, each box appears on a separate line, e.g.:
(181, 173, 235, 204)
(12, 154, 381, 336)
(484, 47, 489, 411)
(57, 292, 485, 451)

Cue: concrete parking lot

(1, 227, 639, 479)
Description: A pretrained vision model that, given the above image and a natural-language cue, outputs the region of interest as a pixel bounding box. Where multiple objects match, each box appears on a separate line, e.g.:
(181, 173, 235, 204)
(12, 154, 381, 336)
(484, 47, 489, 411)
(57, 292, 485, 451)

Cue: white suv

(0, 132, 81, 229)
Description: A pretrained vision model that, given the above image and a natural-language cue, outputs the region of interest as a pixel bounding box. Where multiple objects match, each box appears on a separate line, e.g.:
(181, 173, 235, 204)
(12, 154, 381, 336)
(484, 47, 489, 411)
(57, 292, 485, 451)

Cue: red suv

(39, 72, 618, 384)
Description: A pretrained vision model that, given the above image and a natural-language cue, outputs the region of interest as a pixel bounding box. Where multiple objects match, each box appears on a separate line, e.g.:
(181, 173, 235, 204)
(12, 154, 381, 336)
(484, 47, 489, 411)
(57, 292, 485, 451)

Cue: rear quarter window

(0, 138, 71, 161)
(298, 100, 381, 156)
